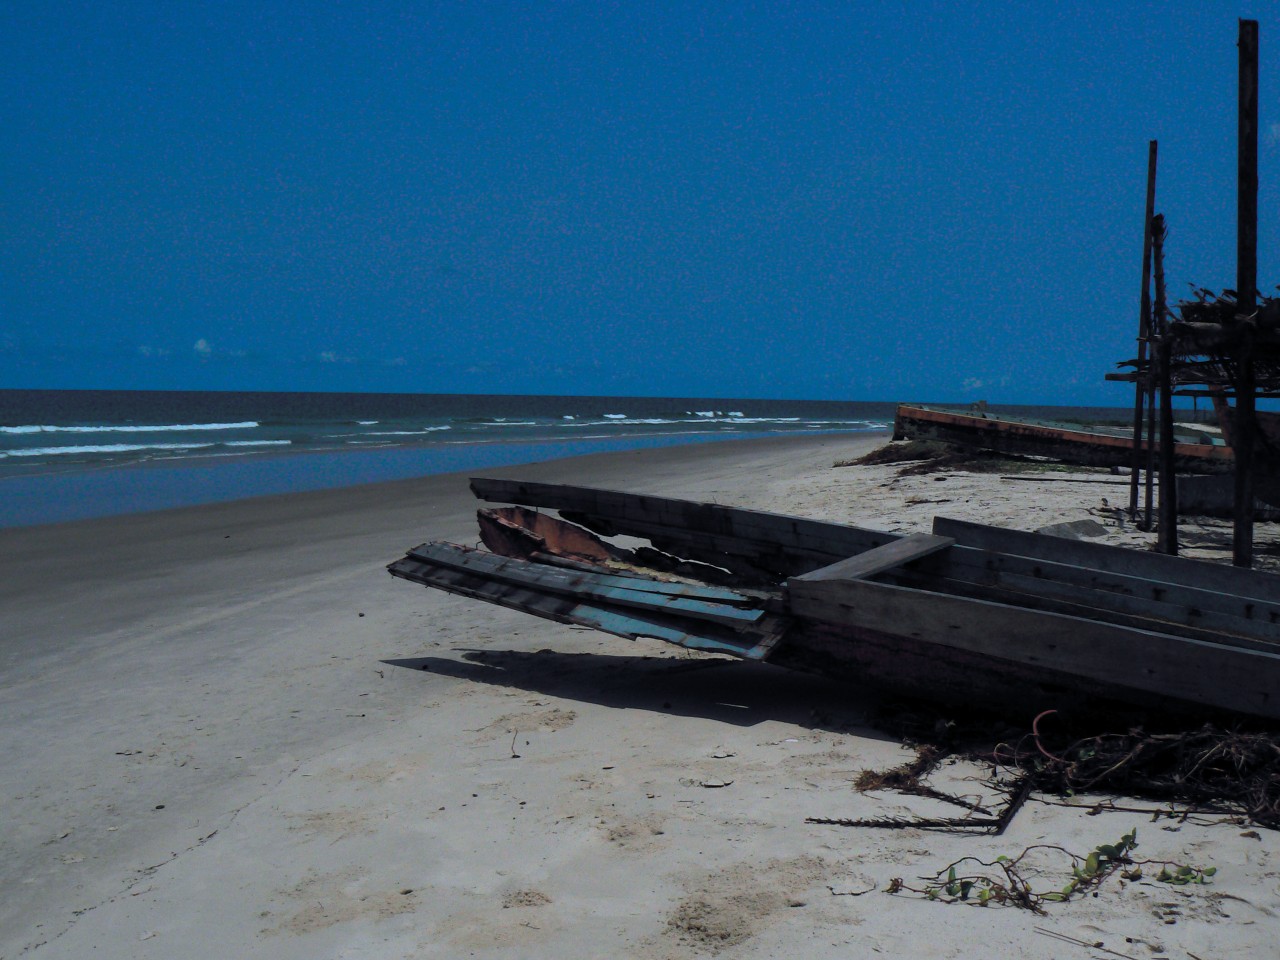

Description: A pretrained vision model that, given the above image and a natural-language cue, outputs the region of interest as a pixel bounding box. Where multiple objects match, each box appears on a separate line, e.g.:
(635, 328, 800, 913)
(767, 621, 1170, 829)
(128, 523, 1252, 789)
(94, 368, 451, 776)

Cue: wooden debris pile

(1164, 287, 1280, 393)
(822, 707, 1280, 832)
(1004, 720, 1280, 829)
(836, 439, 1056, 476)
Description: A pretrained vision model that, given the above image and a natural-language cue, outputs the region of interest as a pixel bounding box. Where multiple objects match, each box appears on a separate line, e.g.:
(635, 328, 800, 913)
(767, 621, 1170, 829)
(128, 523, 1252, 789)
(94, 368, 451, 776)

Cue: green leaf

(1203, 866, 1217, 877)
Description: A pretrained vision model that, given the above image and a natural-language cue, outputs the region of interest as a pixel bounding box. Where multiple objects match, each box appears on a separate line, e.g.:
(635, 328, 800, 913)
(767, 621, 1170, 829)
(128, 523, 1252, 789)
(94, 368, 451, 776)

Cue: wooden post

(1153, 216, 1177, 555)
(1129, 141, 1158, 522)
(1238, 19, 1258, 313)
(1143, 207, 1166, 532)
(1233, 18, 1259, 568)
(1157, 340, 1178, 554)
(1143, 376, 1157, 528)
(1233, 334, 1257, 567)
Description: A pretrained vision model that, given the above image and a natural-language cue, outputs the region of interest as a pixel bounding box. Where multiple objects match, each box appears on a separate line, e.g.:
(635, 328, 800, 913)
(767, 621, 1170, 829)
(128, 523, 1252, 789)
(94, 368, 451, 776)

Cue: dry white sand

(3, 433, 1278, 959)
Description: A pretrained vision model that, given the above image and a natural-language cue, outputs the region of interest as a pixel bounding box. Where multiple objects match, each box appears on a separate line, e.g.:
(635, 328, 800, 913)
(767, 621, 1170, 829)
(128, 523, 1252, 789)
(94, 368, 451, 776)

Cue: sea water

(0, 390, 906, 527)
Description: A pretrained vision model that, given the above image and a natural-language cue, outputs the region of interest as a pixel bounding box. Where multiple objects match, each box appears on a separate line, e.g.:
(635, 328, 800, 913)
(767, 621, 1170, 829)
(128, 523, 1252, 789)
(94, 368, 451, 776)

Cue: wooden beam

(902, 563, 1280, 651)
(1130, 140, 1158, 520)
(389, 556, 781, 658)
(785, 576, 1280, 720)
(1238, 18, 1259, 314)
(1157, 340, 1179, 554)
(1234, 18, 1260, 568)
(930, 517, 1280, 600)
(793, 533, 955, 582)
(405, 542, 765, 627)
(1233, 335, 1258, 567)
(470, 478, 897, 560)
(887, 568, 1280, 654)
(1153, 217, 1178, 554)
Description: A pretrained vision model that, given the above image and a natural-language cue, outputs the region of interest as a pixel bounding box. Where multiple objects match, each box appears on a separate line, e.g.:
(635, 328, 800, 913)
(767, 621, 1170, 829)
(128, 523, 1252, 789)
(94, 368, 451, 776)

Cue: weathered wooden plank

(408, 542, 756, 604)
(794, 533, 955, 582)
(578, 503, 883, 562)
(388, 557, 781, 658)
(893, 404, 1233, 472)
(909, 545, 1280, 646)
(933, 517, 1280, 602)
(406, 543, 765, 628)
(570, 513, 839, 574)
(470, 478, 896, 559)
(473, 480, 1280, 640)
(886, 568, 1257, 650)
(773, 621, 1180, 717)
(964, 567, 1279, 649)
(468, 479, 1280, 642)
(888, 568, 1280, 654)
(785, 576, 1280, 720)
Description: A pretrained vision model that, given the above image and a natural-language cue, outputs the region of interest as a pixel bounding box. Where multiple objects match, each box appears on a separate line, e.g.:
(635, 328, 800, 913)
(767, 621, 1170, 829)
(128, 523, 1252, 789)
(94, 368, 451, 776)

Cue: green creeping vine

(886, 830, 1215, 914)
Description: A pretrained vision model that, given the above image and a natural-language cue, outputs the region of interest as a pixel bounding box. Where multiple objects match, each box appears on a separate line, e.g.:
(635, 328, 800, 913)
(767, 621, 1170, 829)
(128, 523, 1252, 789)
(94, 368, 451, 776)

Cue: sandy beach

(3, 432, 1278, 959)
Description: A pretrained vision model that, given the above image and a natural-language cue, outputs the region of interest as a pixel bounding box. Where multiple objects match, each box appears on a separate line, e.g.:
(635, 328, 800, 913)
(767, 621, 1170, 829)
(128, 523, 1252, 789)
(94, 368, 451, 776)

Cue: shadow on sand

(385, 647, 895, 739)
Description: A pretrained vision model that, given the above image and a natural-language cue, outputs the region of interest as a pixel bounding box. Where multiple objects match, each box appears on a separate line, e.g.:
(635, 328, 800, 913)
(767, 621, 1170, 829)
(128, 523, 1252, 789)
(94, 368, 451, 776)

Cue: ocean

(0, 390, 1143, 528)
(0, 390, 907, 528)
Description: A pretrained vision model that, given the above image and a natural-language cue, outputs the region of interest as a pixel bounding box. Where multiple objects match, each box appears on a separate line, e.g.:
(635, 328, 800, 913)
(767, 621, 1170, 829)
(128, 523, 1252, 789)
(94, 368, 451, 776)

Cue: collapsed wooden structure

(389, 478, 1280, 723)
(892, 403, 1233, 473)
(1108, 20, 1278, 567)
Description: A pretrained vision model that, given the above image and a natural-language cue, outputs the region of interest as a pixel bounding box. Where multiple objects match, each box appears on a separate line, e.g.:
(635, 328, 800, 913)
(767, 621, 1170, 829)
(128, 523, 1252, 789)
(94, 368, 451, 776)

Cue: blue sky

(1, 3, 1275, 404)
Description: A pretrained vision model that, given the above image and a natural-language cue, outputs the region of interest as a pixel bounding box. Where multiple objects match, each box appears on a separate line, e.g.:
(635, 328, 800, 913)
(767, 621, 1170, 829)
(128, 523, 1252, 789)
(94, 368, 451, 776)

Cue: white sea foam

(1, 442, 218, 457)
(706, 416, 799, 424)
(559, 418, 677, 427)
(363, 427, 453, 436)
(225, 440, 292, 447)
(0, 421, 259, 434)
(602, 413, 627, 419)
(357, 420, 379, 425)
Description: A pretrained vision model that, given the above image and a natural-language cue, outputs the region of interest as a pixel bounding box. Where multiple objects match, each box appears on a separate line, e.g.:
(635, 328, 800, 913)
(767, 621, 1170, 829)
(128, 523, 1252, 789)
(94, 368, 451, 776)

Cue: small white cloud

(319, 350, 357, 364)
(1266, 122, 1280, 146)
(962, 377, 986, 391)
(138, 345, 171, 358)
(194, 338, 213, 358)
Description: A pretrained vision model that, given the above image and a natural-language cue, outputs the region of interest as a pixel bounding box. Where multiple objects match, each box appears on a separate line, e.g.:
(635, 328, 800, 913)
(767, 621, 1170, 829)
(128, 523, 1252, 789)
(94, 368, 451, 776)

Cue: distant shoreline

(0, 427, 889, 530)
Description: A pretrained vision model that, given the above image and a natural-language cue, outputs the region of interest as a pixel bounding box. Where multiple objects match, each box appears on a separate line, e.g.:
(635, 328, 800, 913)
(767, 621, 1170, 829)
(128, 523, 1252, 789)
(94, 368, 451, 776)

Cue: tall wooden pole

(1239, 20, 1259, 312)
(1157, 340, 1178, 554)
(1129, 141, 1158, 522)
(1153, 216, 1177, 554)
(1233, 18, 1259, 568)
